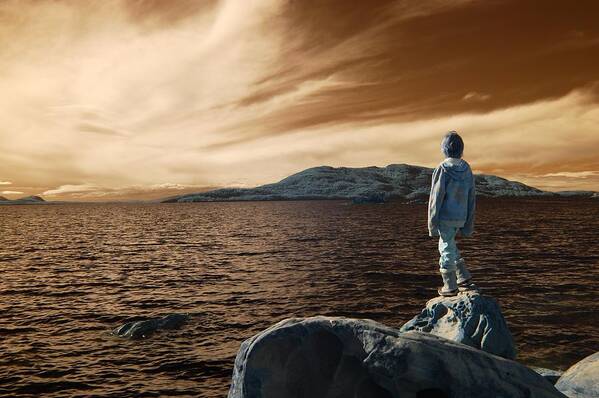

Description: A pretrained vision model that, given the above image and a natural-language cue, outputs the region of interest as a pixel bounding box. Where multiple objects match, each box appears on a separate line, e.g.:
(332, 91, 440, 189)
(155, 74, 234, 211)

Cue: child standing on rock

(428, 131, 477, 296)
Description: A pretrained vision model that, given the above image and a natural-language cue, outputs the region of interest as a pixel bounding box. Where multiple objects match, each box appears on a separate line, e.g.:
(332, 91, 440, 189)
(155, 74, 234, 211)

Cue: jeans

(438, 223, 461, 273)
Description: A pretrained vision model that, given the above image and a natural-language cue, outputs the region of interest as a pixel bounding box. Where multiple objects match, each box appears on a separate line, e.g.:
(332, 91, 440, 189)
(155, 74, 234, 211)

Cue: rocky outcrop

(0, 196, 8, 201)
(163, 164, 549, 203)
(400, 291, 517, 360)
(112, 313, 189, 339)
(228, 316, 564, 398)
(555, 352, 599, 397)
(533, 367, 564, 385)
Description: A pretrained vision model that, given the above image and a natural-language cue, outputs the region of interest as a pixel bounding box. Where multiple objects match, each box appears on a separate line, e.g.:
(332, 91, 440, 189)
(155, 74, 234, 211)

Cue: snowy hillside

(162, 164, 550, 203)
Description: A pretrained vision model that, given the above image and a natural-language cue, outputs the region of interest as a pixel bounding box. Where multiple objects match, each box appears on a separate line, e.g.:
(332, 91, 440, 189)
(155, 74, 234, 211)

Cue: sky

(1, 0, 599, 200)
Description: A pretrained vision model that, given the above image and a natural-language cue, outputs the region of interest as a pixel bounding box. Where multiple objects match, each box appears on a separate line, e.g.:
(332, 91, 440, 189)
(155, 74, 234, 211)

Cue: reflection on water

(1, 199, 598, 397)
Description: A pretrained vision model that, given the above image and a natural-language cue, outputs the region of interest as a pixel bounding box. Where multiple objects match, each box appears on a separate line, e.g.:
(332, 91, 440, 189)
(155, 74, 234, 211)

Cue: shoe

(438, 287, 459, 296)
(455, 258, 472, 285)
(438, 270, 459, 297)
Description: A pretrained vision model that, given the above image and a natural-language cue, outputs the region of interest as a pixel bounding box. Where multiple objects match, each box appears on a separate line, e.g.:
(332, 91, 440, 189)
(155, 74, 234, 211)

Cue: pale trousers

(438, 223, 462, 273)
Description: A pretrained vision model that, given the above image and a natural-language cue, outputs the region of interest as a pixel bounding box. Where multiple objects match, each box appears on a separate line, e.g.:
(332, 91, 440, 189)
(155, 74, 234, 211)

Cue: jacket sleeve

(460, 174, 476, 236)
(428, 166, 446, 236)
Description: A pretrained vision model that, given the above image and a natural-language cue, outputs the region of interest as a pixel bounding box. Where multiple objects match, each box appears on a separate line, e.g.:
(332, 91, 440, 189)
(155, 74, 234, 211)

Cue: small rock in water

(228, 316, 564, 398)
(532, 367, 565, 385)
(555, 351, 599, 398)
(112, 313, 189, 339)
(400, 291, 517, 359)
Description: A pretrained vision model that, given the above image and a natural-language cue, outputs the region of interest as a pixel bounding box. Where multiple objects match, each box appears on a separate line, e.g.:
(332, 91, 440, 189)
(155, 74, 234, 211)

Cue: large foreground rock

(228, 316, 564, 398)
(112, 313, 189, 339)
(556, 352, 599, 397)
(400, 292, 517, 360)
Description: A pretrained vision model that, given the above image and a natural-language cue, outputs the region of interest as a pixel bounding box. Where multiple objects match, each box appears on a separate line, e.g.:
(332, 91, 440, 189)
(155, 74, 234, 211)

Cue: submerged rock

(555, 352, 599, 397)
(400, 291, 517, 360)
(112, 313, 189, 339)
(532, 367, 564, 385)
(228, 316, 564, 398)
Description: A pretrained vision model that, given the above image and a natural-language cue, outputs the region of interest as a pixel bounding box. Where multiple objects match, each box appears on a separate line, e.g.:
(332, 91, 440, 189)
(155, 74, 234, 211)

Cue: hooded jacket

(428, 158, 476, 237)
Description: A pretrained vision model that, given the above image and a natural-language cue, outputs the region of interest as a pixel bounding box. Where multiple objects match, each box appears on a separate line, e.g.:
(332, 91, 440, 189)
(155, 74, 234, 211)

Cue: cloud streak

(540, 171, 599, 179)
(41, 182, 213, 201)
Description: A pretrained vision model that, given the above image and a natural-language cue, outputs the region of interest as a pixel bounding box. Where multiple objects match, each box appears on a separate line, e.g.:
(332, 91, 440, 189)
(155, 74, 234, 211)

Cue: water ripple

(0, 198, 598, 396)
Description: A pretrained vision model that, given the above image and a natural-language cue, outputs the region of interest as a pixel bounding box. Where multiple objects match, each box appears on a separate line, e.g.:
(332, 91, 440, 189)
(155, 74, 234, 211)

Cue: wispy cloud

(512, 173, 599, 192)
(463, 92, 491, 102)
(77, 123, 129, 137)
(1, 190, 23, 195)
(42, 182, 211, 201)
(0, 181, 12, 185)
(42, 184, 101, 196)
(0, 0, 598, 198)
(540, 171, 599, 179)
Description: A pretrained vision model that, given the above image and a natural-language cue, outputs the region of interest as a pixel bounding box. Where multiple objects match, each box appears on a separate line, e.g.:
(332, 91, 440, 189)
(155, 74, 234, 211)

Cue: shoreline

(1, 195, 598, 206)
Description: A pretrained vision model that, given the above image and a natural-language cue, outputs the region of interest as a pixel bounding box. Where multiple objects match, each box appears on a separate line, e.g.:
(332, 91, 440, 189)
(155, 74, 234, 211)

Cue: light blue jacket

(428, 158, 476, 237)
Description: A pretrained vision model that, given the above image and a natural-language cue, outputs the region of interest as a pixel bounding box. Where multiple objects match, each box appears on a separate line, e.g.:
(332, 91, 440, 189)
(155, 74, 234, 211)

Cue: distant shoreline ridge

(2, 164, 598, 204)
(160, 164, 599, 203)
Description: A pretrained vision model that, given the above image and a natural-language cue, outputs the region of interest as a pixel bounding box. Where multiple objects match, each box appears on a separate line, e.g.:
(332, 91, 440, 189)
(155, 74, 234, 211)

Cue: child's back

(428, 157, 475, 237)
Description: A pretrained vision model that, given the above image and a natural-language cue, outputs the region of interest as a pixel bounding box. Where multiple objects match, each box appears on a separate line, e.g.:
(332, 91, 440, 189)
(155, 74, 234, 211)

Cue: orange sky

(1, 0, 598, 200)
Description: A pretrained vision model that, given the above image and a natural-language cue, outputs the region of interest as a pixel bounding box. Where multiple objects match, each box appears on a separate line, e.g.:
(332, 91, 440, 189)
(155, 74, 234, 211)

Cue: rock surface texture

(112, 313, 189, 339)
(228, 316, 564, 398)
(400, 291, 517, 360)
(555, 352, 599, 398)
(533, 367, 565, 385)
(162, 164, 550, 202)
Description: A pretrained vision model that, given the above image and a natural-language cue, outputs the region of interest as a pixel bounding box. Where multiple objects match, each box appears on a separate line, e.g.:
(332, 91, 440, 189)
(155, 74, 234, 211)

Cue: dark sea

(1, 198, 598, 397)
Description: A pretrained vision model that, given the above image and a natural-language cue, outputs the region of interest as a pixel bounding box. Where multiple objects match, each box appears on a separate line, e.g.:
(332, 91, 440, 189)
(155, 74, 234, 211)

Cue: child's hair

(441, 131, 464, 158)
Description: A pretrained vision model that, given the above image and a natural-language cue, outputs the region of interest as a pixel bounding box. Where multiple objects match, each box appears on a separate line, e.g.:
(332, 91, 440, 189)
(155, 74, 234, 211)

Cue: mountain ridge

(161, 163, 556, 203)
(0, 195, 46, 205)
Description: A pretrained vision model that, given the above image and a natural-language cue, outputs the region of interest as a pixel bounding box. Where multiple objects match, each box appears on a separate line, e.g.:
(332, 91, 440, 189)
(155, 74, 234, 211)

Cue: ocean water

(0, 198, 598, 397)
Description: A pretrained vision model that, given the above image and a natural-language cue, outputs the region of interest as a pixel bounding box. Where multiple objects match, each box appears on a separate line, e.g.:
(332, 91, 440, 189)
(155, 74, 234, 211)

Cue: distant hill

(18, 195, 45, 203)
(554, 190, 599, 198)
(0, 195, 47, 205)
(161, 164, 554, 203)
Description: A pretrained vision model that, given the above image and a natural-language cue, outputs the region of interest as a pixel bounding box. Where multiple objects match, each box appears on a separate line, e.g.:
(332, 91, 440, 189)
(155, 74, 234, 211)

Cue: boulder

(532, 367, 564, 385)
(112, 313, 189, 339)
(555, 352, 599, 397)
(228, 316, 564, 398)
(400, 291, 517, 359)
